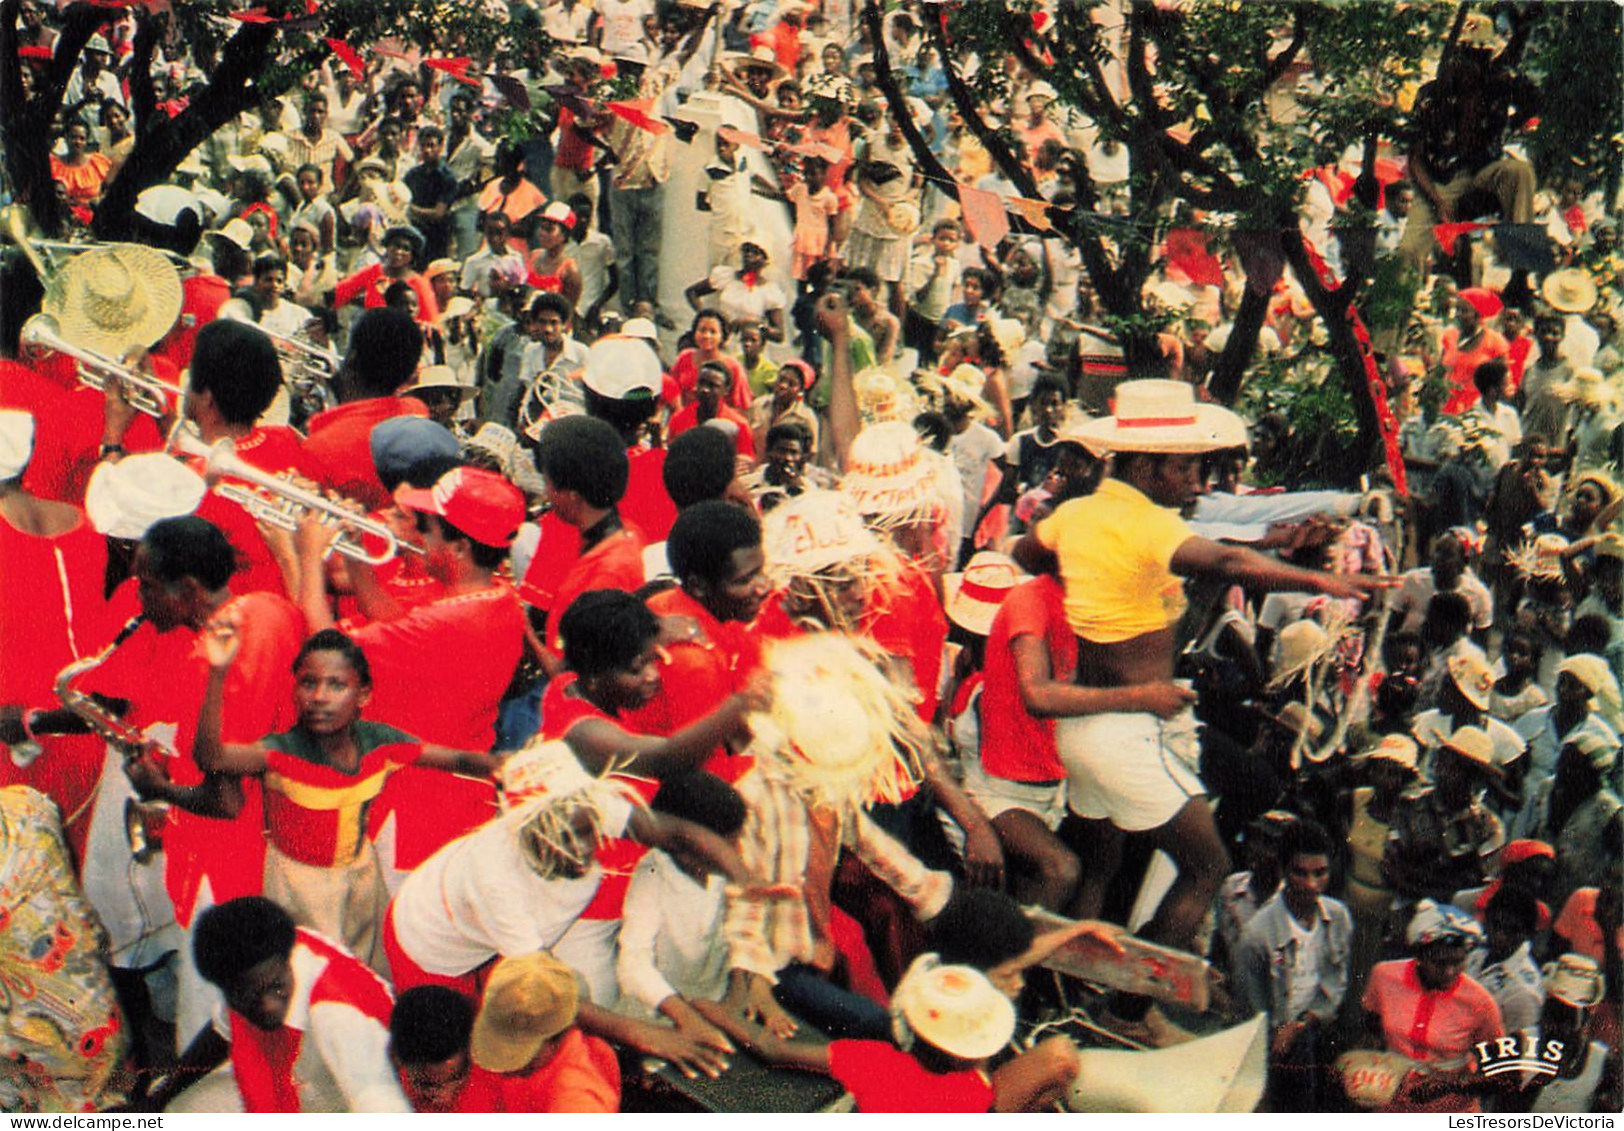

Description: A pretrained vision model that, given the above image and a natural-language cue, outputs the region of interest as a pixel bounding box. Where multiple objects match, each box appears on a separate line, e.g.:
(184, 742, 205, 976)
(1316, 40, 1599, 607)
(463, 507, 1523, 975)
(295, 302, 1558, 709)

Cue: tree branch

(861, 0, 953, 189)
(128, 8, 161, 138)
(1262, 10, 1308, 89)
(925, 5, 1040, 200)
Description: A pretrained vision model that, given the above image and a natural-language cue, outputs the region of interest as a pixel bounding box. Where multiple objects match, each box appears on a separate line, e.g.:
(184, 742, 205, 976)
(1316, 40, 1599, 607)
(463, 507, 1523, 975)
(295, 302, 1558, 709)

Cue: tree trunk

(1207, 283, 1268, 404)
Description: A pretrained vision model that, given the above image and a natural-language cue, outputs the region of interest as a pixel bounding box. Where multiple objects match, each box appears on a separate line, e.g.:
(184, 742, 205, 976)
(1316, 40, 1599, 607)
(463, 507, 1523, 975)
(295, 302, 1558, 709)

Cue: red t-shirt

(621, 446, 677, 545)
(1506, 335, 1533, 391)
(666, 402, 757, 460)
(541, 525, 648, 655)
(541, 675, 659, 920)
(153, 273, 233, 372)
(352, 583, 523, 869)
(669, 350, 752, 411)
(622, 586, 754, 782)
(826, 1040, 994, 1113)
(861, 560, 948, 723)
(332, 264, 441, 325)
(1439, 327, 1510, 416)
(980, 577, 1073, 782)
(0, 510, 120, 861)
(93, 590, 305, 924)
(434, 1029, 620, 1113)
(303, 396, 431, 511)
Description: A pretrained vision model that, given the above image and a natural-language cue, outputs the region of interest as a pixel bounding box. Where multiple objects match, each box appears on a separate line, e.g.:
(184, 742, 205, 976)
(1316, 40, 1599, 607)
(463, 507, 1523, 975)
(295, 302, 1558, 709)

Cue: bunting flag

(1233, 230, 1286, 297)
(1491, 223, 1557, 274)
(663, 116, 700, 144)
(1300, 241, 1408, 499)
(543, 84, 596, 118)
(718, 125, 768, 151)
(1007, 195, 1055, 233)
(958, 183, 1010, 250)
(425, 56, 482, 89)
(605, 100, 668, 134)
(489, 73, 530, 111)
(324, 38, 364, 81)
(1432, 221, 1490, 255)
(1165, 228, 1226, 287)
(17, 44, 51, 59)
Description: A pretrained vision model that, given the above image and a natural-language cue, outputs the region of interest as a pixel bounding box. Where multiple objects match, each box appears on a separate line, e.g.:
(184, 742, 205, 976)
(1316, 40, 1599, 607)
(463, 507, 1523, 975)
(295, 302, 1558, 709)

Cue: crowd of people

(2, 0, 1622, 1117)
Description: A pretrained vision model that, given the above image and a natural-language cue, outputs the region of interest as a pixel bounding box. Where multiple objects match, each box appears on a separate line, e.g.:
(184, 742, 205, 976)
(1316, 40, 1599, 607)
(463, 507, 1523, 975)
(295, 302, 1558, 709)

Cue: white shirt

(706, 265, 787, 327)
(389, 798, 632, 977)
(594, 0, 655, 56)
(1286, 912, 1326, 1020)
(948, 422, 1005, 529)
(1393, 566, 1495, 635)
(576, 231, 617, 313)
(617, 850, 731, 1018)
(211, 934, 411, 1113)
(1466, 941, 1545, 1033)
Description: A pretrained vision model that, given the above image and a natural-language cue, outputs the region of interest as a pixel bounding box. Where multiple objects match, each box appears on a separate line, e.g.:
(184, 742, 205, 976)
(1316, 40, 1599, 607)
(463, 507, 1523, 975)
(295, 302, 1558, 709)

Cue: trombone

(170, 429, 420, 566)
(20, 313, 185, 418)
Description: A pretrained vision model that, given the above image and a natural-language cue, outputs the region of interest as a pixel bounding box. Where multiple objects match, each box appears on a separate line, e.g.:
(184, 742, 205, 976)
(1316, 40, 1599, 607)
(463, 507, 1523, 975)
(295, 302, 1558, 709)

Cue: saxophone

(53, 616, 170, 862)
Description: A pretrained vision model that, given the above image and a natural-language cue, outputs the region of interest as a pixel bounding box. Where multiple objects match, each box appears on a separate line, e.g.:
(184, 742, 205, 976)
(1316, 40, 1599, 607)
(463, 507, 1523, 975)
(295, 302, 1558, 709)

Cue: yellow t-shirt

(1035, 478, 1194, 643)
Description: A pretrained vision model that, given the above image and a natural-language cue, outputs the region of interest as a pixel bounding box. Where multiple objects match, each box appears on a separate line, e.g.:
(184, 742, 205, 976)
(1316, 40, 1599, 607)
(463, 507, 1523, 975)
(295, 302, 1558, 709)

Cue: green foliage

(1238, 347, 1361, 453)
(1522, 2, 1624, 198)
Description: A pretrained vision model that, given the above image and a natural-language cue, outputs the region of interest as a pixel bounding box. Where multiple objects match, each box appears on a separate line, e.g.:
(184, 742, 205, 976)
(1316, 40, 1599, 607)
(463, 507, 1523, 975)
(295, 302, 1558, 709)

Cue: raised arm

(1170, 535, 1394, 600)
(193, 615, 271, 777)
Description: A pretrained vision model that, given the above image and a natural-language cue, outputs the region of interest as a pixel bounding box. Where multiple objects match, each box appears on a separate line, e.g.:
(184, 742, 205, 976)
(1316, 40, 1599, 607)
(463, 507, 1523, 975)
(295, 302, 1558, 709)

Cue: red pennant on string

(606, 100, 669, 134)
(958, 184, 1009, 250)
(718, 126, 768, 151)
(325, 38, 364, 81)
(1007, 196, 1054, 233)
(1432, 221, 1489, 255)
(425, 56, 482, 88)
(1165, 228, 1225, 287)
(490, 73, 530, 111)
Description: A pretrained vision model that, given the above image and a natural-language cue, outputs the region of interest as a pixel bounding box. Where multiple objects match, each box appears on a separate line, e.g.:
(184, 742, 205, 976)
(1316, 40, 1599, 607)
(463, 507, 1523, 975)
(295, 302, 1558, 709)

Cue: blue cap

(370, 416, 460, 490)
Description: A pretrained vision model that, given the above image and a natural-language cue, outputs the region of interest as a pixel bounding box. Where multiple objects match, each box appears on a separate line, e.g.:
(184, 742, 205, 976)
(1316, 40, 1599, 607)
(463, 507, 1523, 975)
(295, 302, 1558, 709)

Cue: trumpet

(222, 315, 340, 416)
(20, 313, 185, 418)
(54, 615, 172, 861)
(170, 429, 419, 565)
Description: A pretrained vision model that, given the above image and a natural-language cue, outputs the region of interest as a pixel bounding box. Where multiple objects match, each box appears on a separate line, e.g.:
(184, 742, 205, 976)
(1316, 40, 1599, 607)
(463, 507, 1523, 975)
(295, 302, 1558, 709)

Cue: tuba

(170, 429, 418, 565)
(53, 616, 171, 860)
(20, 313, 186, 418)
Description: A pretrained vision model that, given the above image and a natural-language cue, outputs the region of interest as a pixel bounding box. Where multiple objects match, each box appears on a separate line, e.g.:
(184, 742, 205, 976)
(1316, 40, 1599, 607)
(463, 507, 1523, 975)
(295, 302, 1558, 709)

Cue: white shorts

(1056, 708, 1206, 833)
(961, 756, 1067, 831)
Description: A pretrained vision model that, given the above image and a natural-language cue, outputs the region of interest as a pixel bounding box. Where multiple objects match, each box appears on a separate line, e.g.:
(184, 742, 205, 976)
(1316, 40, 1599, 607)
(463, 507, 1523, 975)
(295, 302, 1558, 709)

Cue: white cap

(0, 410, 35, 480)
(581, 335, 662, 399)
(85, 454, 206, 539)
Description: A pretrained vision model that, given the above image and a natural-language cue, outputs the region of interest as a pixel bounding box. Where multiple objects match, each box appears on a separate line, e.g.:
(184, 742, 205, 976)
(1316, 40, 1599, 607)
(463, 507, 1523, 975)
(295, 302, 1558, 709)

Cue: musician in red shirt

(298, 466, 526, 884)
(302, 308, 430, 511)
(522, 416, 648, 665)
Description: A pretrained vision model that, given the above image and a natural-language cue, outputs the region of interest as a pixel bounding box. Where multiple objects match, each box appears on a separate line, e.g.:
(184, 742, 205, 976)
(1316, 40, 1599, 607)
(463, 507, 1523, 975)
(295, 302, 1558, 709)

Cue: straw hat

(496, 738, 641, 879)
(1446, 653, 1495, 710)
(1268, 620, 1333, 689)
(1362, 733, 1419, 771)
(407, 365, 477, 401)
(1542, 268, 1598, 314)
(43, 244, 183, 356)
(943, 552, 1021, 636)
(762, 489, 882, 583)
(751, 633, 926, 811)
(890, 955, 1015, 1060)
(1543, 954, 1606, 1009)
(1074, 379, 1247, 456)
(841, 420, 942, 531)
(985, 317, 1026, 362)
(442, 295, 478, 321)
(727, 45, 787, 82)
(1567, 725, 1620, 773)
(471, 953, 581, 1073)
(1506, 532, 1570, 582)
(1437, 725, 1497, 773)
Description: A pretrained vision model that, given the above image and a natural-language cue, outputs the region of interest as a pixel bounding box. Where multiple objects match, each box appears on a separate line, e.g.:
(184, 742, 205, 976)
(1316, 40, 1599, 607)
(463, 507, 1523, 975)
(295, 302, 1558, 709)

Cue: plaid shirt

(724, 769, 952, 982)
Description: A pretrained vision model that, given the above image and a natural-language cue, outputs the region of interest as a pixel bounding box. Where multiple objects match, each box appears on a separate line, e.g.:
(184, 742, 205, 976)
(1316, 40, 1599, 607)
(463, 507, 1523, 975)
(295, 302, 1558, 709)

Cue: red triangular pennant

(606, 99, 669, 134)
(958, 184, 1009, 250)
(1164, 227, 1225, 287)
(1432, 221, 1489, 255)
(324, 38, 365, 81)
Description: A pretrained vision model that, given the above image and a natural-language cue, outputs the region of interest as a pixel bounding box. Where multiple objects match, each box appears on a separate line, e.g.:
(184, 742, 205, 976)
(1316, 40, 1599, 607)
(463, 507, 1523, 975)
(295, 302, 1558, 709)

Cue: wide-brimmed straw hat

(1544, 953, 1606, 1009)
(763, 489, 883, 583)
(1542, 268, 1598, 314)
(751, 633, 926, 810)
(736, 44, 788, 81)
(43, 243, 183, 356)
(1446, 653, 1495, 710)
(1074, 379, 1247, 456)
(891, 954, 1015, 1060)
(841, 420, 942, 530)
(943, 552, 1021, 636)
(1437, 725, 1497, 773)
(1360, 733, 1419, 771)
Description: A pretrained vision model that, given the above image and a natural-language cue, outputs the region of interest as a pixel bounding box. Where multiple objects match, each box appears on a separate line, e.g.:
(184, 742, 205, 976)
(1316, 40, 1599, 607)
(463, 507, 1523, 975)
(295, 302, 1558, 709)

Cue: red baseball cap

(1499, 839, 1555, 867)
(395, 467, 525, 549)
